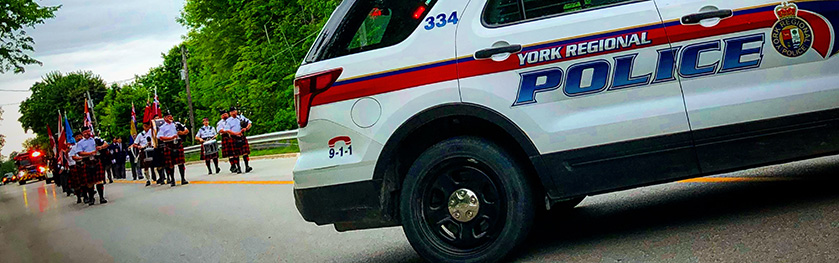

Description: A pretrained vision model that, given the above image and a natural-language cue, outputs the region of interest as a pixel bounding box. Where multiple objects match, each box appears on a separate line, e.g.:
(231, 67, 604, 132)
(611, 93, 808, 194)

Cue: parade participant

(217, 109, 235, 173)
(98, 136, 114, 184)
(127, 142, 141, 180)
(227, 106, 253, 173)
(110, 137, 127, 180)
(157, 112, 188, 186)
(68, 133, 85, 203)
(173, 118, 190, 182)
(132, 122, 158, 186)
(196, 117, 221, 174)
(76, 126, 108, 205)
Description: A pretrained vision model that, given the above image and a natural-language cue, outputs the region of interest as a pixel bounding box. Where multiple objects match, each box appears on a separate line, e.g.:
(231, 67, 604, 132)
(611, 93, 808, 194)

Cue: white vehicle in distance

(292, 0, 839, 261)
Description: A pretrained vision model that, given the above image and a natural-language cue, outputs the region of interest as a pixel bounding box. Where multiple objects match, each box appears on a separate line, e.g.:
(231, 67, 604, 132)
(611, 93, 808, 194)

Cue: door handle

(681, 9, 733, 25)
(474, 44, 522, 60)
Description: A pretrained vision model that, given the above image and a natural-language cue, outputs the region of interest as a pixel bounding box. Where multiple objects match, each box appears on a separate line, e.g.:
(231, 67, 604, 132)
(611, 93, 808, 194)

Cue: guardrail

(183, 129, 298, 154)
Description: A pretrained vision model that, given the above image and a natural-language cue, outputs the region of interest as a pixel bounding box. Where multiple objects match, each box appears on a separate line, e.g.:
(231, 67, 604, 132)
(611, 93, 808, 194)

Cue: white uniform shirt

(67, 144, 79, 166)
(226, 114, 251, 133)
(197, 125, 217, 139)
(76, 137, 97, 160)
(157, 122, 177, 141)
(137, 130, 153, 148)
(216, 118, 228, 134)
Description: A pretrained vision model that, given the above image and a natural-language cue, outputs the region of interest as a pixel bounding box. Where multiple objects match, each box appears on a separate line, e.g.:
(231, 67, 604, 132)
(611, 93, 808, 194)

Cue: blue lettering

(653, 47, 680, 83)
(514, 68, 563, 106)
(679, 41, 721, 78)
(720, 33, 764, 73)
(564, 60, 611, 96)
(611, 54, 651, 90)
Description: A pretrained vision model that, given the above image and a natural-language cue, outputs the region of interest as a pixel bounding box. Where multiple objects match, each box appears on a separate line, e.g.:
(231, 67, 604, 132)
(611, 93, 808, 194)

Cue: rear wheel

(19, 180, 26, 185)
(400, 136, 535, 263)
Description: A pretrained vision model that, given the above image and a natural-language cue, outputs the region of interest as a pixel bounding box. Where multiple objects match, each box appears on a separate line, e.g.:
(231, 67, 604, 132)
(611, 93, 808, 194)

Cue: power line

(0, 89, 30, 92)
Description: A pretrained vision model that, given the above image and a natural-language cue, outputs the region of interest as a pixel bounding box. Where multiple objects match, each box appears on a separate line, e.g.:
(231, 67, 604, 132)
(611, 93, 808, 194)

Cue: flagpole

(86, 91, 100, 136)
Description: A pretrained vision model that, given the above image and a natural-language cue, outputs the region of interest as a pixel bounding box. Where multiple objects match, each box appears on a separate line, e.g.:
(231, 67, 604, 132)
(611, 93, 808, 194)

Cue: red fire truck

(13, 150, 52, 185)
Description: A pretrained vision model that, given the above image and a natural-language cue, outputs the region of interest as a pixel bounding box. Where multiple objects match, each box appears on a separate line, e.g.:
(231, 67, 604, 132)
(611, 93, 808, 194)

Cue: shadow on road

(518, 158, 839, 261)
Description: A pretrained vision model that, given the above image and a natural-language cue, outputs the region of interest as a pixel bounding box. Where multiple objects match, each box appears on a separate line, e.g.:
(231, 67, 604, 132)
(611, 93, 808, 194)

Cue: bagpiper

(132, 122, 159, 186)
(226, 106, 253, 173)
(76, 126, 108, 205)
(157, 112, 189, 186)
(218, 108, 235, 172)
(196, 117, 221, 174)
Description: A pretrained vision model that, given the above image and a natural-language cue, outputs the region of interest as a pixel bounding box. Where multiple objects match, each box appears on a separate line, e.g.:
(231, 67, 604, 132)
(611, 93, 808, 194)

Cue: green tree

(0, 0, 60, 74)
(18, 71, 108, 144)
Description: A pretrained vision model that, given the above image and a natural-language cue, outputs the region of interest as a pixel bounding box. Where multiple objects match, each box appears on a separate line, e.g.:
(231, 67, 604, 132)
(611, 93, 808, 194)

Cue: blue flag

(64, 117, 76, 144)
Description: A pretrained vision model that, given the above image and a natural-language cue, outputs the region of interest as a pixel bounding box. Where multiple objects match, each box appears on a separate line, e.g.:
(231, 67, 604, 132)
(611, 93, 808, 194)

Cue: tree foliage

(0, 0, 60, 74)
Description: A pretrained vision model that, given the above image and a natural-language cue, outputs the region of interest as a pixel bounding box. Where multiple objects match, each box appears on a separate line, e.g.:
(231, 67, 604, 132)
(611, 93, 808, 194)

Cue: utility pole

(181, 46, 196, 145)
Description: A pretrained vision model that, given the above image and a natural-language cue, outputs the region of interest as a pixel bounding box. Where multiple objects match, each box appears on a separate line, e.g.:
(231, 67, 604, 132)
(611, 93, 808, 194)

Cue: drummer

(196, 117, 220, 175)
(132, 122, 158, 186)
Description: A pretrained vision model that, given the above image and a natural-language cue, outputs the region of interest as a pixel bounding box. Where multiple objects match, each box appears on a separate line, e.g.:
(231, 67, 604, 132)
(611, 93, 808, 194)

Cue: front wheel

(400, 136, 535, 263)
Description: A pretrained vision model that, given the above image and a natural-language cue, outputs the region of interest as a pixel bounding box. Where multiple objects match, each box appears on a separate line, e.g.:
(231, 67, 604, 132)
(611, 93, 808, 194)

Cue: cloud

(0, 0, 187, 157)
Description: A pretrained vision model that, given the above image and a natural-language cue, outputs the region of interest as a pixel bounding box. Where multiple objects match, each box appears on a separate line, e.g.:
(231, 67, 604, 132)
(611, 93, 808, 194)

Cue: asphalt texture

(1, 155, 838, 263)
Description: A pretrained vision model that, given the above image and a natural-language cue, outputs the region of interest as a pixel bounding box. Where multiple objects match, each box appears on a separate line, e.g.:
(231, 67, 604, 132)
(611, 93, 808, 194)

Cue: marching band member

(226, 106, 253, 173)
(68, 134, 84, 203)
(174, 118, 190, 182)
(157, 112, 188, 186)
(218, 109, 236, 173)
(76, 126, 108, 205)
(132, 122, 158, 186)
(196, 117, 221, 174)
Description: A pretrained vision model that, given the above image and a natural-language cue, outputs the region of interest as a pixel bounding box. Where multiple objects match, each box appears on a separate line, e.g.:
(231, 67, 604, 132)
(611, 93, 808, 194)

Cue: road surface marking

(114, 180, 294, 185)
(678, 177, 800, 183)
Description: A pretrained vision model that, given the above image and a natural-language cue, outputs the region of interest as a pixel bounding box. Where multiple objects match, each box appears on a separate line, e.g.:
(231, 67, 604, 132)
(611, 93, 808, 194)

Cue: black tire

(46, 179, 53, 184)
(400, 136, 535, 263)
(19, 180, 26, 185)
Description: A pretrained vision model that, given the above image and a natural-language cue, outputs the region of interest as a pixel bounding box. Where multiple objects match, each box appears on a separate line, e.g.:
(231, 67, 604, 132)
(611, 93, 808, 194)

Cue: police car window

(306, 0, 438, 62)
(484, 0, 635, 26)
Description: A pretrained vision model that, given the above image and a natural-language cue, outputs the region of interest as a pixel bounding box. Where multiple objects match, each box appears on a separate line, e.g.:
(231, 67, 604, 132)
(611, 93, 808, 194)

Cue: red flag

(57, 112, 67, 165)
(84, 99, 94, 135)
(143, 102, 153, 123)
(47, 124, 56, 157)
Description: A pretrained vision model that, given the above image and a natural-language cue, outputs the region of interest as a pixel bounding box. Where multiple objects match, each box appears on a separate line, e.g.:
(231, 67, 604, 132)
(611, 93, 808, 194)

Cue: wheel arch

(372, 103, 554, 223)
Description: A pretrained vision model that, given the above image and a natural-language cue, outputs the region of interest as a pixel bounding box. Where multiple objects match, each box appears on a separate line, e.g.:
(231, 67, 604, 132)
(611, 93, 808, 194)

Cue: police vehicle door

(656, 0, 839, 173)
(456, 0, 698, 198)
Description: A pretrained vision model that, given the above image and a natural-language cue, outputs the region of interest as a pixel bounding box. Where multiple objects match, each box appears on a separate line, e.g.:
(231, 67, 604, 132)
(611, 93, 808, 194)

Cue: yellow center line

(678, 177, 801, 183)
(113, 180, 294, 185)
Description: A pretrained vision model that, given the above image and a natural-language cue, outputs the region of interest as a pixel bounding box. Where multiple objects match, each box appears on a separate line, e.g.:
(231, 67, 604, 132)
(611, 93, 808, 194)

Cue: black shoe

(170, 182, 176, 187)
(109, 179, 113, 184)
(208, 171, 213, 175)
(139, 176, 144, 180)
(229, 166, 235, 173)
(215, 167, 221, 174)
(89, 200, 95, 206)
(245, 166, 253, 173)
(77, 198, 82, 204)
(100, 198, 108, 204)
(182, 180, 189, 185)
(145, 181, 151, 186)
(236, 168, 242, 174)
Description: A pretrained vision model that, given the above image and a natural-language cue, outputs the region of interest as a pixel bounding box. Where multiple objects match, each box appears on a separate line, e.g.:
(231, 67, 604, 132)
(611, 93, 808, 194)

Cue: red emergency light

(31, 151, 42, 158)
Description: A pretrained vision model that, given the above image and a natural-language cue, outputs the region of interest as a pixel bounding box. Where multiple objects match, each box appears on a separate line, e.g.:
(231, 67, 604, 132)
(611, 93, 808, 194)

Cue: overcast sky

(0, 0, 187, 158)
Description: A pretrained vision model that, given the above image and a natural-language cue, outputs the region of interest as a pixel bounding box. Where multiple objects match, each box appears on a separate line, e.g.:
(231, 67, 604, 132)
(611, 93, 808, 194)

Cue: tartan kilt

(84, 159, 105, 186)
(68, 164, 83, 191)
(201, 143, 219, 160)
(221, 135, 236, 158)
(239, 135, 250, 156)
(162, 141, 185, 167)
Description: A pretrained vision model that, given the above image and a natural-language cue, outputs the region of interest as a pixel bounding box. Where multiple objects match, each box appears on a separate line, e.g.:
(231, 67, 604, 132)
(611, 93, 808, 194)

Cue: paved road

(1, 155, 838, 262)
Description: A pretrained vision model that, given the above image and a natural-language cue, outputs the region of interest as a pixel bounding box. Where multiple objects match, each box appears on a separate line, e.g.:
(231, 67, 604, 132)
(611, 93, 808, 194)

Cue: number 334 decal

(424, 11, 458, 30)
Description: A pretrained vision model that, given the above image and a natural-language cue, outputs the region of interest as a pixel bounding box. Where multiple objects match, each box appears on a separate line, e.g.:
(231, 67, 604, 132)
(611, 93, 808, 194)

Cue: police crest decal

(771, 2, 813, 57)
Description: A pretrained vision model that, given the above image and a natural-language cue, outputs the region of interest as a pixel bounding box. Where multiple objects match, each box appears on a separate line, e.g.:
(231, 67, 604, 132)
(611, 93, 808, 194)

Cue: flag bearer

(157, 112, 188, 186)
(196, 117, 220, 174)
(226, 106, 253, 173)
(76, 126, 108, 205)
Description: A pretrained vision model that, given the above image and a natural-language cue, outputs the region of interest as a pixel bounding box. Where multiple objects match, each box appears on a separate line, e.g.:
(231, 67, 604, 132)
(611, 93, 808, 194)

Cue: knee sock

(167, 168, 176, 182)
(157, 168, 166, 182)
(96, 184, 104, 199)
(178, 164, 186, 181)
(205, 160, 212, 172)
(243, 155, 250, 168)
(213, 158, 219, 170)
(88, 187, 96, 201)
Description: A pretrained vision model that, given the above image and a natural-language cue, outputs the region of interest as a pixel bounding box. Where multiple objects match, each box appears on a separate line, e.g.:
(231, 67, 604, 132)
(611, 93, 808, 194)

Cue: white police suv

(293, 0, 839, 261)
